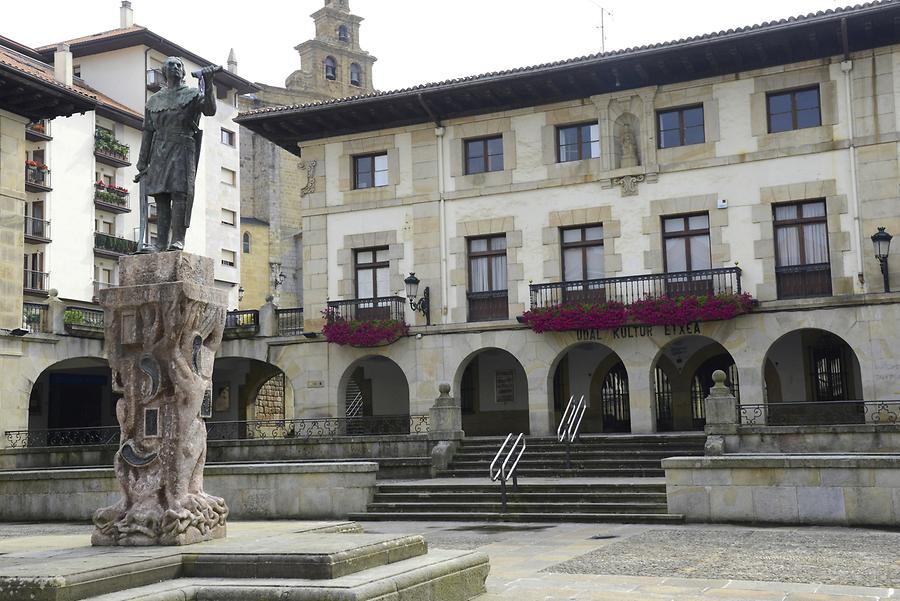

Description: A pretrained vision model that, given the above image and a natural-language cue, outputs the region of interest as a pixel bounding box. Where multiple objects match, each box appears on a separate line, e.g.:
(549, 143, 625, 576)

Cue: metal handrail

(558, 395, 586, 469)
(489, 432, 526, 511)
(346, 392, 363, 417)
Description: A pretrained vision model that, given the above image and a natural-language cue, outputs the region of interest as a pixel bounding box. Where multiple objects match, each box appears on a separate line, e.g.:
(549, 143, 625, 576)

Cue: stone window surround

(449, 117, 517, 191)
(642, 194, 730, 273)
(751, 179, 851, 301)
(337, 134, 400, 204)
(541, 207, 623, 282)
(449, 217, 524, 323)
(654, 82, 721, 165)
(750, 65, 838, 151)
(539, 103, 604, 181)
(336, 230, 405, 300)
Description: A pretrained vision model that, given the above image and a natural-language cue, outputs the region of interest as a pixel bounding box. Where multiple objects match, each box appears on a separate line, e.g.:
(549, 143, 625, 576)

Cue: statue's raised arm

(134, 57, 221, 252)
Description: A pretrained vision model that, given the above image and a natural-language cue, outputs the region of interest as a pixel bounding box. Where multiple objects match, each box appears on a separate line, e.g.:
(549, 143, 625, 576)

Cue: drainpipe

(840, 18, 865, 292)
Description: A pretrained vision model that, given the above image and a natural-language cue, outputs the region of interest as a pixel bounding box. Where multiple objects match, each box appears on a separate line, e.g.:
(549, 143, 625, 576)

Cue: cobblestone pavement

(363, 521, 900, 601)
(1, 521, 897, 600)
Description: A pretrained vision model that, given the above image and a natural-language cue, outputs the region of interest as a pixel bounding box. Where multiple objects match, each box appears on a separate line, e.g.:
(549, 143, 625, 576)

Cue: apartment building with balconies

(28, 1, 258, 308)
(236, 1, 900, 437)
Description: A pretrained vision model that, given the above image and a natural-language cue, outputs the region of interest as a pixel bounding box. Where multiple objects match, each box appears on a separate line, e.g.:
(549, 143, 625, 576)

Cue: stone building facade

(234, 2, 900, 437)
(239, 0, 377, 309)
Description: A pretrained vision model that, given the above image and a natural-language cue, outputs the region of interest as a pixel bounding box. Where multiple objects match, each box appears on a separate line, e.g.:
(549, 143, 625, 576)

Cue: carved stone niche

(599, 92, 660, 197)
(613, 113, 641, 169)
(92, 251, 228, 546)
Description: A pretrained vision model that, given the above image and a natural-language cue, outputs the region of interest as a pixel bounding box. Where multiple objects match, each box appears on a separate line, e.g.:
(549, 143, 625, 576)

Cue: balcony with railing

(467, 290, 509, 322)
(24, 163, 51, 192)
(93, 281, 114, 303)
(775, 263, 831, 299)
(22, 302, 49, 333)
(327, 296, 405, 323)
(529, 267, 743, 310)
(93, 182, 131, 213)
(276, 307, 304, 336)
(224, 309, 260, 339)
(94, 232, 138, 258)
(23, 269, 49, 295)
(64, 306, 105, 338)
(25, 119, 51, 141)
(94, 127, 131, 167)
(146, 68, 164, 91)
(23, 216, 50, 244)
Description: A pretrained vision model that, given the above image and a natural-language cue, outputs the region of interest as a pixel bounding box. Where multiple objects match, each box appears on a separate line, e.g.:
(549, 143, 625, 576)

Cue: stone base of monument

(0, 521, 490, 601)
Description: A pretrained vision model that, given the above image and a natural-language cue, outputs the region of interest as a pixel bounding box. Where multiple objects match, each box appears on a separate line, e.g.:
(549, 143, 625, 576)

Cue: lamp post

(404, 272, 431, 326)
(872, 227, 893, 292)
(238, 286, 245, 303)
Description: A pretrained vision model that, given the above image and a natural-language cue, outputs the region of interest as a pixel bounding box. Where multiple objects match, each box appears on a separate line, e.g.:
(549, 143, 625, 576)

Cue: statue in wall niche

(135, 56, 221, 252)
(619, 122, 639, 168)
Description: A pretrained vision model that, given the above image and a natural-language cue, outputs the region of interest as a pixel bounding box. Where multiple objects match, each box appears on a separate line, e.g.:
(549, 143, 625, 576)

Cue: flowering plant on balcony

(321, 308, 408, 347)
(521, 292, 755, 333)
(627, 292, 754, 326)
(28, 121, 46, 133)
(95, 181, 129, 196)
(25, 160, 48, 170)
(520, 301, 628, 333)
(94, 127, 130, 160)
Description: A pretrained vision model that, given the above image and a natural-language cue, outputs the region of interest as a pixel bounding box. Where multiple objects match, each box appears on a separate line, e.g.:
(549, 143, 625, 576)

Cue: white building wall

(75, 47, 146, 113)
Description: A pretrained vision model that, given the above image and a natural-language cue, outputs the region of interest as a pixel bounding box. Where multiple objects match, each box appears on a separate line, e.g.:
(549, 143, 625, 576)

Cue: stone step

(78, 548, 489, 601)
(452, 447, 702, 455)
(366, 501, 668, 514)
(376, 483, 666, 494)
(448, 459, 663, 469)
(350, 511, 684, 524)
(371, 492, 668, 503)
(437, 468, 665, 477)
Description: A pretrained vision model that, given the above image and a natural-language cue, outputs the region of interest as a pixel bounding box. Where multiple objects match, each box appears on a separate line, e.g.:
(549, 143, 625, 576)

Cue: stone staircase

(440, 433, 706, 478)
(350, 433, 706, 523)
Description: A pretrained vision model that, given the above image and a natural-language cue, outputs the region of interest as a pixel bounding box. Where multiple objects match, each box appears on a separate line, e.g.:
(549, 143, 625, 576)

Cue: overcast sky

(7, 0, 850, 93)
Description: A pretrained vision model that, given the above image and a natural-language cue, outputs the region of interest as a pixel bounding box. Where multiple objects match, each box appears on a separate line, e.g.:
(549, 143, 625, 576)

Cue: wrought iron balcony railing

(467, 290, 509, 322)
(327, 296, 405, 322)
(276, 307, 304, 336)
(775, 263, 831, 299)
(25, 119, 51, 141)
(94, 183, 131, 212)
(224, 309, 260, 339)
(94, 232, 138, 256)
(23, 216, 50, 243)
(22, 302, 49, 333)
(529, 267, 743, 309)
(23, 269, 48, 293)
(24, 165, 51, 191)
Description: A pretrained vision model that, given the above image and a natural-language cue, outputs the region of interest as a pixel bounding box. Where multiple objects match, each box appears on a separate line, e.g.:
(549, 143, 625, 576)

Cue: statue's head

(162, 56, 185, 87)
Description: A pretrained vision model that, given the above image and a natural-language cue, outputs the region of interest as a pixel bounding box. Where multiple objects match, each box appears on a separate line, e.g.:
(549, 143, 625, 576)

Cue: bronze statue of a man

(135, 57, 218, 251)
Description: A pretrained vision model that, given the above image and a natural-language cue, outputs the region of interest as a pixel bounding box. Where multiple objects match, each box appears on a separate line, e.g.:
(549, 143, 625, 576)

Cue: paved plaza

(1, 520, 898, 600)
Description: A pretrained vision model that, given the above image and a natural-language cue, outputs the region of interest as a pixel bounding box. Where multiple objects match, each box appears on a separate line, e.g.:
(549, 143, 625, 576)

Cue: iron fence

(23, 269, 49, 293)
(224, 309, 260, 339)
(327, 296, 405, 322)
(94, 232, 138, 255)
(738, 400, 899, 426)
(467, 290, 509, 322)
(5, 415, 430, 448)
(22, 302, 48, 333)
(276, 307, 303, 336)
(24, 216, 50, 240)
(529, 267, 743, 309)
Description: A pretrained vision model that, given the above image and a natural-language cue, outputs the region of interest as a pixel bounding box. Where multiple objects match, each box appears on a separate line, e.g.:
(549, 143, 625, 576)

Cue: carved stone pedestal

(92, 252, 228, 546)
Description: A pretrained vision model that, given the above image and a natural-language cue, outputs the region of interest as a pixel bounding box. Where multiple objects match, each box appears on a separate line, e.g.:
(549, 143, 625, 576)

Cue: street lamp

(238, 286, 245, 302)
(872, 227, 893, 292)
(404, 272, 431, 326)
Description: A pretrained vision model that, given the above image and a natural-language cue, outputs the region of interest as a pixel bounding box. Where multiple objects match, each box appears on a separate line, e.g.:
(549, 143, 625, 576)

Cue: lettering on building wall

(575, 322, 702, 341)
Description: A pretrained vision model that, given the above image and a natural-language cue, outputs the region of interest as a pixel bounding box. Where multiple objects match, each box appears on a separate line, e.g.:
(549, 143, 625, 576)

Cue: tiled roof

(35, 26, 147, 51)
(0, 45, 97, 103)
(241, 0, 895, 118)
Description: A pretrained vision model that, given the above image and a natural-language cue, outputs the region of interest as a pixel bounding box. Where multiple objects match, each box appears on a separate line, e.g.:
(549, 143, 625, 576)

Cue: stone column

(92, 252, 228, 546)
(48, 289, 65, 335)
(428, 383, 464, 472)
(626, 364, 657, 433)
(0, 112, 26, 332)
(703, 369, 738, 455)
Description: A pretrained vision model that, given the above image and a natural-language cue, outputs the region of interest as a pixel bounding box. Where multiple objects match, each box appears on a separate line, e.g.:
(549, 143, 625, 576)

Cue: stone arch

(546, 341, 630, 433)
(650, 335, 738, 431)
(27, 356, 114, 435)
(211, 357, 294, 425)
(324, 56, 337, 81)
(336, 354, 410, 420)
(761, 328, 863, 425)
(453, 346, 530, 436)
